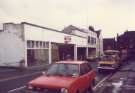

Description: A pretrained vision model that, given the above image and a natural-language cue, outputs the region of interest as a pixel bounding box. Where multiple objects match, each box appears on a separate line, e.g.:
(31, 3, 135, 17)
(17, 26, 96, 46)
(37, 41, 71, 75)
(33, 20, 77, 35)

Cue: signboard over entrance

(64, 36, 71, 44)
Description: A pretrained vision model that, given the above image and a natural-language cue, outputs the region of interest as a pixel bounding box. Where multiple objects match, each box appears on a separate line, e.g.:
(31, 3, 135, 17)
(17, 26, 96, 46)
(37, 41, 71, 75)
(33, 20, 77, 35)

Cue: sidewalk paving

(94, 61, 135, 93)
(0, 64, 49, 80)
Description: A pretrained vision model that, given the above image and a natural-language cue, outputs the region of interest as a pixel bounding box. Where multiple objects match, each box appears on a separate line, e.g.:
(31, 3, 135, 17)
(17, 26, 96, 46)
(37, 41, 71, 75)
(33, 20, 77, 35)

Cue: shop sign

(64, 36, 71, 44)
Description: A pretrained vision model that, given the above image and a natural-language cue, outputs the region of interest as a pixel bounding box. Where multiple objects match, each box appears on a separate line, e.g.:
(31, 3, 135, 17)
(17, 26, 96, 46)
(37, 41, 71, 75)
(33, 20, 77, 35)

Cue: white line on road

(93, 74, 112, 90)
(0, 71, 42, 82)
(8, 86, 26, 93)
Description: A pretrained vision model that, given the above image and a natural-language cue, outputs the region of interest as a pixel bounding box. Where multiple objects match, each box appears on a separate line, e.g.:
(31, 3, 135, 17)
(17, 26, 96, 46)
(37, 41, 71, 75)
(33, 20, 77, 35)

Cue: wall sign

(64, 36, 71, 44)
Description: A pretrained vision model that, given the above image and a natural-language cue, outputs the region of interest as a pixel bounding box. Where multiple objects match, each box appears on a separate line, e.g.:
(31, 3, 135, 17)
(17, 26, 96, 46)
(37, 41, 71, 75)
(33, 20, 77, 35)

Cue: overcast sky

(0, 0, 135, 37)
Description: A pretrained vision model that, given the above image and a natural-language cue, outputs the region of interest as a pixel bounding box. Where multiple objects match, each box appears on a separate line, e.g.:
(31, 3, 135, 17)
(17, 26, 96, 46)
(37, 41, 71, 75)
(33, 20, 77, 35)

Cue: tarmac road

(0, 61, 112, 93)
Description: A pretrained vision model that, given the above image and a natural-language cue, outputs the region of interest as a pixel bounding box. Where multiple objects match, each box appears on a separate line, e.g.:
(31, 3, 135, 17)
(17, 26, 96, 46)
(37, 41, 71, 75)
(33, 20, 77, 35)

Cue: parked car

(86, 56, 97, 62)
(27, 61, 96, 93)
(97, 53, 120, 72)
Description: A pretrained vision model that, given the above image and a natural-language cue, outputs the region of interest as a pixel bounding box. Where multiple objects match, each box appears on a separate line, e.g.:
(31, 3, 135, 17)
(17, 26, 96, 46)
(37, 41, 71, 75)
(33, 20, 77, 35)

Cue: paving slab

(94, 61, 135, 93)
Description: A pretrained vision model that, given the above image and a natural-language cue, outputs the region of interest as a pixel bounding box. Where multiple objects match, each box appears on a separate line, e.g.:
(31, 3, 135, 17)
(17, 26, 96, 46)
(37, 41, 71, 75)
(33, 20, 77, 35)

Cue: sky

(0, 0, 135, 37)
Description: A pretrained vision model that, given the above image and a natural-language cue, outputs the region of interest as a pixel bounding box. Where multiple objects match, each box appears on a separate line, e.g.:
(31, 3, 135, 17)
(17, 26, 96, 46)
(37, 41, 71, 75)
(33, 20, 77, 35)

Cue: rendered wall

(24, 24, 87, 46)
(0, 23, 25, 67)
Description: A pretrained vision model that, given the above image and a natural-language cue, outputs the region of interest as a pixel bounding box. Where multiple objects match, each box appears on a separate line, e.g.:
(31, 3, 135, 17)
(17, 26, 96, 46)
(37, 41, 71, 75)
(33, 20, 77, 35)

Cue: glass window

(31, 41, 34, 48)
(94, 38, 96, 44)
(47, 63, 79, 77)
(80, 64, 86, 75)
(80, 63, 92, 75)
(91, 37, 94, 44)
(43, 42, 46, 48)
(36, 41, 39, 48)
(27, 40, 31, 48)
(87, 63, 92, 71)
(101, 55, 114, 61)
(88, 36, 90, 44)
(46, 42, 49, 48)
(40, 41, 42, 48)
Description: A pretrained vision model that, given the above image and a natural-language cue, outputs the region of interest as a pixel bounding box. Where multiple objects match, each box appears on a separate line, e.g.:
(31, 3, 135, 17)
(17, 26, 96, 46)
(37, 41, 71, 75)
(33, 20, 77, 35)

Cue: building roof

(103, 38, 115, 41)
(119, 31, 135, 38)
(62, 25, 88, 34)
(21, 22, 86, 38)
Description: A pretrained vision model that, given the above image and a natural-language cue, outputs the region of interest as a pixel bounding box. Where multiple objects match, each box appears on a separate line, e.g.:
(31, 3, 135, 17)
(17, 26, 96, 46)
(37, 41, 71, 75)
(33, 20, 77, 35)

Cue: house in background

(103, 38, 116, 51)
(117, 31, 135, 60)
(63, 25, 103, 60)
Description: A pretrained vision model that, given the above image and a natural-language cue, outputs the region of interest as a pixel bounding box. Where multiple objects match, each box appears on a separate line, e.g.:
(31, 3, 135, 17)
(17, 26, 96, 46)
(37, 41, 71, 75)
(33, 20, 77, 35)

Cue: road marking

(8, 86, 26, 93)
(93, 74, 112, 90)
(0, 71, 41, 82)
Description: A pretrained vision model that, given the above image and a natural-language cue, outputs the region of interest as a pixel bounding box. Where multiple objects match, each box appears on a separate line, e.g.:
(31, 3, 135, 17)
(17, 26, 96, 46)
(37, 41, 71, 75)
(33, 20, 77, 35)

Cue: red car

(28, 61, 96, 93)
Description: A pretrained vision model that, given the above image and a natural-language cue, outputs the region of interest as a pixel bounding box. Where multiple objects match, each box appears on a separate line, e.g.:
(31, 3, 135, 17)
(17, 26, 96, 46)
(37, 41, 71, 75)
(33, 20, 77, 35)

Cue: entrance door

(77, 47, 86, 60)
(58, 44, 74, 60)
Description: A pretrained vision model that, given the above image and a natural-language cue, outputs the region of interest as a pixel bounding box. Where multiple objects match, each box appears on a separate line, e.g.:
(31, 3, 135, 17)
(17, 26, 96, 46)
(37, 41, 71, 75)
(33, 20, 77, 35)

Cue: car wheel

(98, 69, 102, 73)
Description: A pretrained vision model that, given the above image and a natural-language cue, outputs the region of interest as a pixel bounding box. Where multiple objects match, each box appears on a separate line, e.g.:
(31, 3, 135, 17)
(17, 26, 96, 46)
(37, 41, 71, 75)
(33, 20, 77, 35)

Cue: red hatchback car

(28, 61, 96, 93)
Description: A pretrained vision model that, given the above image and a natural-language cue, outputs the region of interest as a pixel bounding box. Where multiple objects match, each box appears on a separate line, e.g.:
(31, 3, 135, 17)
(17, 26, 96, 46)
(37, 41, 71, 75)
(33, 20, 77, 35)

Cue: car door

(86, 63, 96, 84)
(78, 63, 90, 92)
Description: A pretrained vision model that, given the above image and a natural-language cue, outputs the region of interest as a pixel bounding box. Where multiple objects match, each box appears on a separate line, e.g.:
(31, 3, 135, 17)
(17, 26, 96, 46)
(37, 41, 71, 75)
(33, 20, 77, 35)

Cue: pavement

(94, 60, 135, 93)
(0, 64, 49, 80)
(0, 64, 50, 93)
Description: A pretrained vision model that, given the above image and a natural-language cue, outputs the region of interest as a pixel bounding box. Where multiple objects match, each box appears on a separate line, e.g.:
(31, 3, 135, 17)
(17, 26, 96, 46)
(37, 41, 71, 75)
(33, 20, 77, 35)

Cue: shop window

(46, 42, 49, 48)
(95, 38, 96, 44)
(88, 36, 90, 44)
(36, 41, 39, 48)
(43, 42, 46, 48)
(93, 38, 96, 44)
(27, 40, 36, 48)
(40, 41, 43, 48)
(31, 41, 34, 48)
(27, 40, 31, 48)
(91, 37, 93, 44)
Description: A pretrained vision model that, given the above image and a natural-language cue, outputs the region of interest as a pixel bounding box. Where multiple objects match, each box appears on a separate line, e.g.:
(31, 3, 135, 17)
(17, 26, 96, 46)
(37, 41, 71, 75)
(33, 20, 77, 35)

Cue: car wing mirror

(72, 73, 79, 77)
(42, 71, 46, 75)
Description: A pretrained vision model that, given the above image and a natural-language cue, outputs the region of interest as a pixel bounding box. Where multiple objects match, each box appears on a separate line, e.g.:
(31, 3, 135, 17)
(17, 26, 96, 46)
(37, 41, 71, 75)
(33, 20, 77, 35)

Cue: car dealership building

(0, 22, 103, 67)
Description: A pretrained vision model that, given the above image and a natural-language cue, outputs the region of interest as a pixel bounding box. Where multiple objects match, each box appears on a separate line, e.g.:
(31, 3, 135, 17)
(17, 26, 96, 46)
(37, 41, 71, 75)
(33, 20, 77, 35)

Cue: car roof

(56, 61, 87, 65)
(104, 50, 120, 53)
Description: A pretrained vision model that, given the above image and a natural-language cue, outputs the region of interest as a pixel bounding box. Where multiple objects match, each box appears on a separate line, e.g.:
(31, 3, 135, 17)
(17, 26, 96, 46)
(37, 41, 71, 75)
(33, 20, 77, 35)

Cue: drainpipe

(49, 42, 52, 64)
(86, 47, 89, 58)
(24, 40, 28, 67)
(74, 45, 77, 60)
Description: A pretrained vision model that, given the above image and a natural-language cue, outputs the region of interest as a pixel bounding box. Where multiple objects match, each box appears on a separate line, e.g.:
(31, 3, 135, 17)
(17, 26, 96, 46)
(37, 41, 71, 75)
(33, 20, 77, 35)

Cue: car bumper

(97, 66, 116, 70)
(27, 90, 44, 93)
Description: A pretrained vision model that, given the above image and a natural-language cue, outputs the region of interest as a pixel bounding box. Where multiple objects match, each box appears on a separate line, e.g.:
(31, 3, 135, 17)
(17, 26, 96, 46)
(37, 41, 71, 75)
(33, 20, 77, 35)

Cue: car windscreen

(46, 63, 79, 77)
(101, 55, 114, 61)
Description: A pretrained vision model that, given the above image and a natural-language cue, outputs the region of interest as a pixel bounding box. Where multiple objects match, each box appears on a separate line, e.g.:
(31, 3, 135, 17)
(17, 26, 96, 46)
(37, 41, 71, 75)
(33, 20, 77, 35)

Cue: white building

(0, 22, 103, 67)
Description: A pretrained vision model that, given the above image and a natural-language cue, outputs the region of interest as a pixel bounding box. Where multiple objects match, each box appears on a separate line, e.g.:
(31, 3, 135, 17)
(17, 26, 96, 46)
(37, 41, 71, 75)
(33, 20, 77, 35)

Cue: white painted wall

(99, 34, 103, 55)
(24, 24, 87, 46)
(0, 32, 25, 67)
(72, 30, 87, 37)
